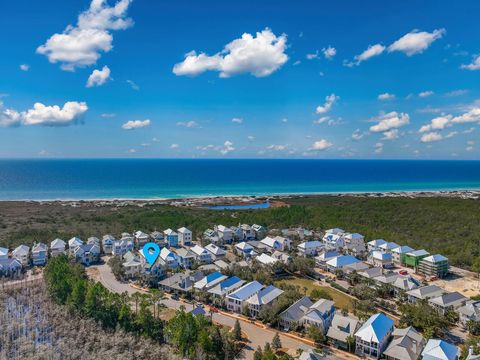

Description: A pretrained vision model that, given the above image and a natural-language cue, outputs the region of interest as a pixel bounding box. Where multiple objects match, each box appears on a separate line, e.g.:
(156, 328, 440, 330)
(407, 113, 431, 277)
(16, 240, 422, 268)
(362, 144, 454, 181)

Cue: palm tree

(131, 292, 142, 315)
(150, 289, 165, 318)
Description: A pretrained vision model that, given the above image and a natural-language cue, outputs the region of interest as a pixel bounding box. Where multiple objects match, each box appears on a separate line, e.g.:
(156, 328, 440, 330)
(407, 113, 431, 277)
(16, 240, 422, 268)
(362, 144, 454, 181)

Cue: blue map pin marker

(142, 242, 160, 266)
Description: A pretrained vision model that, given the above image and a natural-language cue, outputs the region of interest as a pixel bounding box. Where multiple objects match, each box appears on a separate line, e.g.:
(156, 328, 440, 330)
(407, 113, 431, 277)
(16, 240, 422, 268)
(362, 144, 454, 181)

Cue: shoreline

(1, 189, 479, 207)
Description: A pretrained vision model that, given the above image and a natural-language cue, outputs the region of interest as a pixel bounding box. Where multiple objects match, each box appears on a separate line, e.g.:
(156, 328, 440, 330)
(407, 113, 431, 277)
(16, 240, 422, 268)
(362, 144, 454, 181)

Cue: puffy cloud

(231, 117, 243, 124)
(451, 107, 480, 124)
(322, 46, 336, 60)
(37, 0, 133, 70)
(101, 113, 116, 118)
(381, 129, 399, 140)
(374, 142, 383, 154)
(247, 135, 255, 142)
(316, 94, 339, 114)
(445, 89, 468, 97)
(0, 103, 22, 127)
(86, 65, 111, 87)
(267, 144, 288, 151)
(369, 111, 410, 132)
(347, 44, 385, 66)
(121, 119, 151, 130)
(461, 55, 480, 71)
(170, 143, 179, 149)
(378, 93, 395, 101)
(418, 90, 434, 98)
(313, 116, 342, 126)
(306, 51, 319, 60)
(310, 139, 333, 151)
(176, 120, 200, 128)
(351, 129, 365, 141)
(19, 64, 29, 71)
(173, 28, 288, 78)
(220, 140, 235, 155)
(126, 79, 139, 90)
(421, 132, 443, 143)
(419, 115, 452, 132)
(388, 29, 445, 56)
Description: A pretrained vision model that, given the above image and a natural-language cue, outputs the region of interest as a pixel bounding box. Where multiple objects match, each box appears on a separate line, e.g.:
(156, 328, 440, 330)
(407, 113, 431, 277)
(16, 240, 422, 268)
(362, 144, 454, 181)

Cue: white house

(298, 241, 324, 256)
(355, 313, 395, 359)
(102, 235, 115, 254)
(458, 300, 480, 328)
(164, 228, 179, 248)
(177, 227, 193, 246)
(255, 253, 278, 266)
(158, 247, 179, 269)
(0, 247, 9, 260)
(367, 239, 387, 253)
(194, 271, 228, 291)
(0, 258, 22, 277)
(226, 280, 264, 313)
(391, 245, 414, 265)
(247, 285, 283, 317)
(32, 243, 48, 266)
(326, 255, 361, 272)
(74, 244, 100, 266)
(50, 239, 66, 257)
(343, 233, 366, 254)
(87, 237, 100, 245)
(174, 248, 196, 269)
(235, 242, 254, 257)
(68, 237, 83, 254)
(190, 245, 211, 263)
(215, 225, 233, 243)
(260, 236, 291, 252)
(122, 252, 142, 279)
(323, 233, 345, 250)
(205, 243, 226, 260)
(421, 339, 459, 360)
(241, 224, 256, 241)
(134, 231, 150, 247)
(383, 327, 425, 360)
(378, 242, 400, 254)
(369, 251, 394, 269)
(112, 239, 134, 257)
(315, 250, 340, 269)
(12, 245, 30, 266)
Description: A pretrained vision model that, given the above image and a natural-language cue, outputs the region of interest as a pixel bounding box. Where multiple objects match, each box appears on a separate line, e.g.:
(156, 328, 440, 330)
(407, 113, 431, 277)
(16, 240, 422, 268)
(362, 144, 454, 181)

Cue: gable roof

(228, 280, 263, 301)
(368, 239, 387, 247)
(422, 339, 459, 360)
(256, 253, 278, 265)
(50, 238, 66, 249)
(235, 241, 253, 251)
(248, 285, 283, 306)
(423, 254, 448, 263)
(326, 255, 360, 268)
(205, 243, 226, 256)
(298, 240, 323, 249)
(208, 276, 245, 296)
(178, 227, 191, 233)
(392, 245, 415, 254)
(13, 245, 30, 256)
(326, 314, 359, 343)
(355, 313, 394, 343)
(191, 245, 209, 256)
(194, 271, 227, 289)
(429, 292, 467, 307)
(383, 327, 425, 360)
(280, 296, 314, 323)
(32, 243, 48, 252)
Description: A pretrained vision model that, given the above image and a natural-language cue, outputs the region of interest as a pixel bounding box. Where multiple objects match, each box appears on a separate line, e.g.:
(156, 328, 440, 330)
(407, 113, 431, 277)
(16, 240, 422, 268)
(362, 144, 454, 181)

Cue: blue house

(164, 228, 179, 247)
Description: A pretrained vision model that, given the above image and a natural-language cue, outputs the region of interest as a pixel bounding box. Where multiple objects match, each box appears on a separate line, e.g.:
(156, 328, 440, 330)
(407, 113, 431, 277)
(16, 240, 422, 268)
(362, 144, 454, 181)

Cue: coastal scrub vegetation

(1, 195, 479, 268)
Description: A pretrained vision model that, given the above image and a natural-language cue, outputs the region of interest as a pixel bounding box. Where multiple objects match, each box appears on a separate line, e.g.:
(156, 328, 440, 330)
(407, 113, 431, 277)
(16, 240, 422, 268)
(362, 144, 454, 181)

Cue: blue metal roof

(229, 280, 263, 300)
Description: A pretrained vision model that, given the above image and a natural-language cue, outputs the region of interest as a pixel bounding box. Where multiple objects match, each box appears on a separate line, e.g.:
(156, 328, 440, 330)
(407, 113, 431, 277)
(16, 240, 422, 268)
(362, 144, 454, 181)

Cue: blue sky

(0, 0, 479, 159)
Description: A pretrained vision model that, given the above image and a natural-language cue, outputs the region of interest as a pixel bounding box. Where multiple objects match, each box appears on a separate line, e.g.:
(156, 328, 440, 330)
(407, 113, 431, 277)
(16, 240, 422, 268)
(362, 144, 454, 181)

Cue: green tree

(271, 332, 282, 351)
(308, 326, 326, 345)
(253, 346, 263, 360)
(310, 288, 333, 301)
(233, 319, 242, 341)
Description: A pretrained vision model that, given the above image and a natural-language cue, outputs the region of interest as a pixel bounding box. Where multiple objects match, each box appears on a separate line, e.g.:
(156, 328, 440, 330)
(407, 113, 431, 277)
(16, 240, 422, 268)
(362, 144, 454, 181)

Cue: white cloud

(220, 140, 235, 155)
(127, 148, 136, 153)
(445, 131, 457, 139)
(101, 113, 116, 118)
(176, 120, 200, 128)
(369, 111, 410, 132)
(37, 0, 133, 71)
(322, 46, 336, 60)
(281, 118, 288, 123)
(419, 115, 452, 132)
(247, 135, 255, 142)
(388, 29, 445, 56)
(122, 119, 151, 130)
(374, 142, 383, 154)
(316, 94, 339, 114)
(313, 116, 342, 126)
(310, 139, 333, 151)
(293, 60, 301, 66)
(351, 129, 365, 141)
(19, 64, 29, 71)
(170, 143, 179, 149)
(451, 107, 480, 124)
(86, 65, 111, 87)
(463, 127, 475, 134)
(173, 28, 288, 78)
(126, 79, 139, 90)
(418, 90, 434, 98)
(466, 146, 474, 152)
(461, 55, 480, 71)
(306, 51, 319, 60)
(381, 129, 399, 140)
(38, 150, 49, 156)
(231, 117, 243, 124)
(467, 140, 475, 146)
(378, 93, 395, 101)
(445, 89, 468, 97)
(267, 144, 288, 151)
(421, 132, 443, 143)
(1, 100, 88, 127)
(348, 44, 385, 66)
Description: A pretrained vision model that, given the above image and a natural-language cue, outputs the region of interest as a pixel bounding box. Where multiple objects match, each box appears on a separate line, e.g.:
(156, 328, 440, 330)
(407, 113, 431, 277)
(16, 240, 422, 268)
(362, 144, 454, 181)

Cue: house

(87, 236, 100, 246)
(208, 276, 246, 298)
(252, 224, 267, 239)
(343, 261, 370, 274)
(383, 327, 426, 360)
(177, 227, 193, 246)
(174, 248, 196, 269)
(50, 239, 66, 257)
(373, 273, 401, 288)
(0, 258, 22, 277)
(417, 255, 449, 279)
(323, 232, 345, 250)
(74, 244, 100, 266)
(164, 229, 179, 248)
(298, 241, 324, 256)
(392, 276, 420, 297)
(458, 300, 480, 328)
(102, 235, 115, 254)
(379, 242, 400, 254)
(215, 225, 233, 243)
(404, 250, 430, 269)
(260, 236, 291, 252)
(230, 226, 243, 241)
(272, 251, 293, 265)
(150, 231, 165, 246)
(369, 251, 394, 269)
(392, 246, 414, 265)
(406, 285, 445, 303)
(421, 339, 459, 360)
(194, 271, 228, 291)
(235, 242, 254, 257)
(343, 233, 366, 254)
(241, 224, 256, 241)
(0, 247, 8, 260)
(191, 245, 212, 264)
(214, 259, 230, 271)
(189, 305, 207, 317)
(204, 229, 219, 244)
(255, 253, 278, 267)
(367, 239, 387, 252)
(159, 271, 204, 294)
(112, 239, 134, 257)
(359, 267, 384, 280)
(355, 313, 395, 359)
(316, 250, 340, 269)
(325, 228, 345, 235)
(326, 255, 361, 273)
(205, 243, 226, 260)
(12, 245, 30, 266)
(134, 231, 150, 248)
(247, 284, 284, 317)
(327, 314, 359, 351)
(226, 280, 264, 313)
(298, 349, 324, 360)
(279, 296, 335, 333)
(32, 243, 48, 266)
(122, 252, 142, 278)
(428, 292, 468, 314)
(68, 237, 83, 254)
(466, 348, 480, 360)
(157, 247, 179, 269)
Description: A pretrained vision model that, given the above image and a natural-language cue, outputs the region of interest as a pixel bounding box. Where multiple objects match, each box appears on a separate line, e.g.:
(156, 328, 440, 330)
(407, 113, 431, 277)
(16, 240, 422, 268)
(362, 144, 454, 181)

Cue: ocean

(0, 159, 479, 200)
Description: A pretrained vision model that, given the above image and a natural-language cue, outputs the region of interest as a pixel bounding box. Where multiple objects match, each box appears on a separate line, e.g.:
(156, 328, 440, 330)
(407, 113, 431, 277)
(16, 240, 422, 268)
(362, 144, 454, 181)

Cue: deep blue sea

(0, 159, 479, 200)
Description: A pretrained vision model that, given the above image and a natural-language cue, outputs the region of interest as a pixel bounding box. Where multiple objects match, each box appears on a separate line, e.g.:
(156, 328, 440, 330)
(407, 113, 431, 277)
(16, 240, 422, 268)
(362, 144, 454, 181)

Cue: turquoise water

(207, 202, 271, 210)
(0, 159, 479, 200)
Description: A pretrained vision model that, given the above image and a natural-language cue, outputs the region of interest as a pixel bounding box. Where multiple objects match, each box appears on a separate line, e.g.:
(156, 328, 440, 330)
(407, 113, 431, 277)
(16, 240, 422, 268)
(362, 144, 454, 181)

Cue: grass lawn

(275, 277, 353, 311)
(157, 307, 177, 321)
